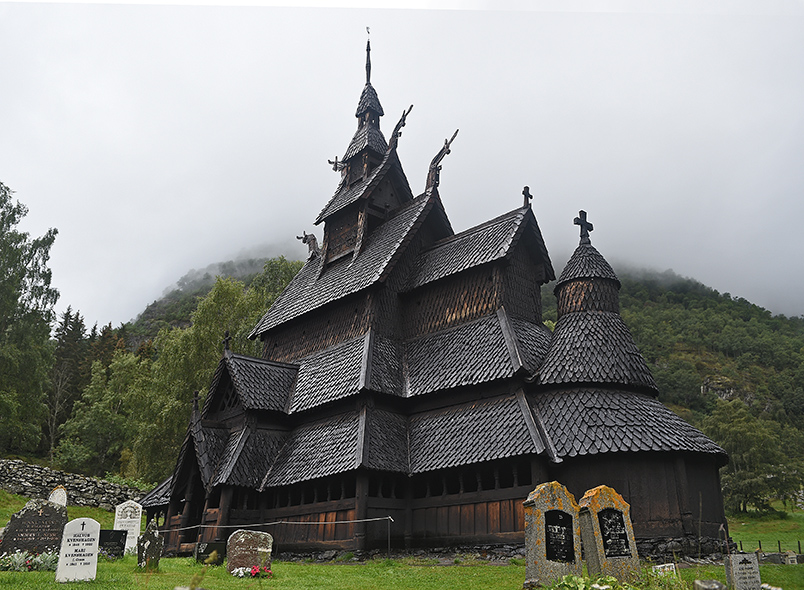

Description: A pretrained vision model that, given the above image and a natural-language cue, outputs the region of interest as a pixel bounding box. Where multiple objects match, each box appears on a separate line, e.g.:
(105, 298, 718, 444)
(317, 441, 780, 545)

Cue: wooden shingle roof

(555, 241, 619, 290)
(408, 394, 545, 473)
(405, 206, 554, 291)
(531, 388, 727, 463)
(252, 191, 434, 337)
(538, 311, 658, 394)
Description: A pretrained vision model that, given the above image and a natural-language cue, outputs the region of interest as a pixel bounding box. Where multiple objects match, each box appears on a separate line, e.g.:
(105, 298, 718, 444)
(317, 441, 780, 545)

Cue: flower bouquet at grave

(0, 550, 59, 572)
(231, 565, 272, 578)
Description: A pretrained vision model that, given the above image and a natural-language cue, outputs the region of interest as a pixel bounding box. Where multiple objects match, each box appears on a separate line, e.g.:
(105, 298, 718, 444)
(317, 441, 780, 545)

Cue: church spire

(366, 37, 372, 84)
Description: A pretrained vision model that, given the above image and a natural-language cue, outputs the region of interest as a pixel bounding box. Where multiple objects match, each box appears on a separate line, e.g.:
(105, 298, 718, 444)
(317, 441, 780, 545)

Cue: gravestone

(653, 562, 677, 576)
(725, 553, 762, 590)
(226, 529, 273, 574)
(137, 520, 164, 571)
(522, 481, 582, 587)
(578, 485, 640, 582)
(55, 517, 101, 582)
(48, 485, 68, 507)
(784, 550, 797, 565)
(113, 499, 142, 554)
(99, 529, 128, 558)
(195, 541, 226, 565)
(693, 581, 726, 590)
(0, 499, 67, 555)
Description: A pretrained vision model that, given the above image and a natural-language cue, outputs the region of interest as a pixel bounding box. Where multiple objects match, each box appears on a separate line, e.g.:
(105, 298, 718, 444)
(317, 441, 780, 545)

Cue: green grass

(727, 508, 804, 553)
(0, 558, 801, 590)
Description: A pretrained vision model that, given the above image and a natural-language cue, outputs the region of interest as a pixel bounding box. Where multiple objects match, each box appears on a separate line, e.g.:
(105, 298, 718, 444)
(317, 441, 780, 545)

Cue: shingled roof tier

(342, 118, 388, 161)
(531, 388, 727, 463)
(408, 393, 545, 473)
(261, 411, 361, 488)
(210, 425, 287, 489)
(555, 241, 619, 289)
(252, 191, 434, 337)
(538, 310, 658, 394)
(404, 206, 554, 291)
(204, 353, 297, 415)
(355, 82, 384, 117)
(139, 475, 172, 508)
(315, 143, 412, 224)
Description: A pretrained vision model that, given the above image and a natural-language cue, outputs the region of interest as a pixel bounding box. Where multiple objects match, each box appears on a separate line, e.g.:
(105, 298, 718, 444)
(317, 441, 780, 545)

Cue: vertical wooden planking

(426, 507, 438, 537)
(514, 497, 525, 532)
(437, 506, 449, 537)
(475, 502, 488, 535)
(500, 499, 514, 532)
(448, 505, 461, 536)
(324, 511, 337, 541)
(460, 504, 475, 536)
(488, 501, 501, 533)
(413, 508, 425, 538)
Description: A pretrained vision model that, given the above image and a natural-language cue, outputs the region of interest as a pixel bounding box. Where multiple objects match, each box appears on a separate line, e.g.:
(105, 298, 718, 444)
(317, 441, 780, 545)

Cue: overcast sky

(3, 1, 803, 328)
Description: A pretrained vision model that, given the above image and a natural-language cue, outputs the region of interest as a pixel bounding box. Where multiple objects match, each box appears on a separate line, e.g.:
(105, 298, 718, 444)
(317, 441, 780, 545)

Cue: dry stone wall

(0, 460, 145, 511)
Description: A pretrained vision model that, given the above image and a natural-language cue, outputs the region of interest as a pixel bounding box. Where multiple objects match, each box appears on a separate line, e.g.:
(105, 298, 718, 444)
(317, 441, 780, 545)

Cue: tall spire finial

(365, 30, 371, 84)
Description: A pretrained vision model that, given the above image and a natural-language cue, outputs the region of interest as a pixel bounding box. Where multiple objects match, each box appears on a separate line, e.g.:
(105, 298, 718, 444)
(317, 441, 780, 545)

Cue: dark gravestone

(0, 499, 67, 554)
(523, 481, 583, 588)
(194, 541, 226, 565)
(99, 530, 128, 558)
(137, 520, 164, 571)
(545, 509, 575, 563)
(579, 485, 639, 582)
(598, 508, 631, 558)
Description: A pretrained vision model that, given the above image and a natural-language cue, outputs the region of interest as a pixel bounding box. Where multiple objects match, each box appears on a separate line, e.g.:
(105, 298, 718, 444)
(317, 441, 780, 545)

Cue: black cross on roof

(574, 210, 593, 244)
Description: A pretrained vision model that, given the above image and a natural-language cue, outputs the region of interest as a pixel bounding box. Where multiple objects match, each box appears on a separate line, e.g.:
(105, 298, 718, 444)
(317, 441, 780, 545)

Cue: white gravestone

(48, 485, 67, 507)
(725, 553, 762, 590)
(114, 500, 143, 554)
(55, 517, 100, 582)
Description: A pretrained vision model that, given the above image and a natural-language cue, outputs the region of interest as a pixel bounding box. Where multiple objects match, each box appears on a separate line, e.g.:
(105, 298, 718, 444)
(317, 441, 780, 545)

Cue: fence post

(778, 540, 781, 552)
(758, 540, 762, 552)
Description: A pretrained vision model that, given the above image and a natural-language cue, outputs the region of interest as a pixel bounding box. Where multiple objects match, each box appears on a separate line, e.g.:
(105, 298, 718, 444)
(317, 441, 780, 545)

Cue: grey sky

(3, 1, 803, 327)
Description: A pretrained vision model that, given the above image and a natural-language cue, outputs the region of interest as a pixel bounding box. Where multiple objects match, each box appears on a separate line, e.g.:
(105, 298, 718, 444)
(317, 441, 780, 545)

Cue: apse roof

(531, 388, 727, 463)
(555, 241, 619, 290)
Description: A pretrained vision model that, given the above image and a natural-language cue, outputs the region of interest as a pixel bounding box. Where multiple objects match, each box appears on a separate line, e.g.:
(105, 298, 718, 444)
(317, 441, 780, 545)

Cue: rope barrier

(161, 515, 394, 534)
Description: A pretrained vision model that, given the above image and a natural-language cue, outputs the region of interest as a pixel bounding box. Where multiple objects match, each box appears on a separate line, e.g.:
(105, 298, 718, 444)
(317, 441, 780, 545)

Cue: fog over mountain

(3, 2, 802, 326)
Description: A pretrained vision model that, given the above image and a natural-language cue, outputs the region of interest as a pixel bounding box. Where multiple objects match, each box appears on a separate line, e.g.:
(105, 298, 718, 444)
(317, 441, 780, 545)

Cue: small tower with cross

(574, 210, 594, 244)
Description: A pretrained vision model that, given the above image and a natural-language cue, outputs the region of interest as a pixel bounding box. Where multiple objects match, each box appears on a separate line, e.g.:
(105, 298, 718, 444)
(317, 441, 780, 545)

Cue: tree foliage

(0, 181, 58, 455)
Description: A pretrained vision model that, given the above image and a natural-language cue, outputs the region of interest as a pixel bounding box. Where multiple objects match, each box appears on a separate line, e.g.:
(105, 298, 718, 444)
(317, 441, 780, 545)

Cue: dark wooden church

(142, 42, 728, 555)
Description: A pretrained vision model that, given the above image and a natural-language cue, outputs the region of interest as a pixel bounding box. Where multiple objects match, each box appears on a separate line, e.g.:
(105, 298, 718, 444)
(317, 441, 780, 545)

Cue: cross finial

(574, 210, 593, 244)
(523, 186, 532, 208)
(192, 390, 200, 411)
(222, 330, 232, 351)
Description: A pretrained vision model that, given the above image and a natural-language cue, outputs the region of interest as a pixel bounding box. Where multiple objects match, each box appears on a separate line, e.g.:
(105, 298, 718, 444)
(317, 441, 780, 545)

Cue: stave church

(141, 41, 728, 555)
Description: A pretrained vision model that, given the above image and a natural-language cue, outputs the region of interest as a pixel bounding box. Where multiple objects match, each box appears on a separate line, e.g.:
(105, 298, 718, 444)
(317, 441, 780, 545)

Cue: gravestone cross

(114, 499, 142, 554)
(226, 529, 273, 575)
(523, 481, 582, 588)
(578, 485, 640, 582)
(725, 552, 762, 590)
(55, 517, 101, 582)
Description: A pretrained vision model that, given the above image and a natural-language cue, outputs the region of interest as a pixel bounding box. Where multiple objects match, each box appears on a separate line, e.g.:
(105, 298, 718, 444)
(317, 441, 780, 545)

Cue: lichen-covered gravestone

(55, 517, 101, 582)
(523, 481, 582, 588)
(578, 485, 640, 582)
(0, 499, 67, 555)
(137, 520, 164, 571)
(48, 485, 68, 507)
(226, 530, 273, 574)
(725, 553, 762, 590)
(114, 499, 142, 554)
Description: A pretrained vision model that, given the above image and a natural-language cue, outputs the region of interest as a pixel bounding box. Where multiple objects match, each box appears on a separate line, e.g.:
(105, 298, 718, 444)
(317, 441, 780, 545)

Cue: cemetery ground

(1, 491, 803, 589)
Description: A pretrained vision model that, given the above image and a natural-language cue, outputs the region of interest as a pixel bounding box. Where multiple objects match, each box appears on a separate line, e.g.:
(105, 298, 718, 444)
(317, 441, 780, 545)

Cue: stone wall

(0, 459, 146, 511)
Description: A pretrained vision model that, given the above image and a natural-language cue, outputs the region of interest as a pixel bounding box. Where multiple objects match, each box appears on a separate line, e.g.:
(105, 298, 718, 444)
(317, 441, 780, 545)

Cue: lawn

(727, 508, 804, 553)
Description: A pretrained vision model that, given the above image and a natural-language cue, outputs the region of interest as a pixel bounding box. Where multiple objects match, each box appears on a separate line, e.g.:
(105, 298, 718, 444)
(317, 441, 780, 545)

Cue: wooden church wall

(261, 291, 372, 362)
(684, 456, 727, 537)
(502, 246, 542, 322)
(401, 265, 503, 339)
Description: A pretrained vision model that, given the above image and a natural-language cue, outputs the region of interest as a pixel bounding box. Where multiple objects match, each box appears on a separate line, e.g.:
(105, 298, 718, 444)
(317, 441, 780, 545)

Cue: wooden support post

(355, 473, 369, 550)
(216, 486, 234, 542)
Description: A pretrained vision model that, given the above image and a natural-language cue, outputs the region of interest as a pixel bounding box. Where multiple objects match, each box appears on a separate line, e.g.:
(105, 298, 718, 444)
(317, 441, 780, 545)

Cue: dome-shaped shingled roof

(355, 83, 384, 117)
(555, 242, 619, 290)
